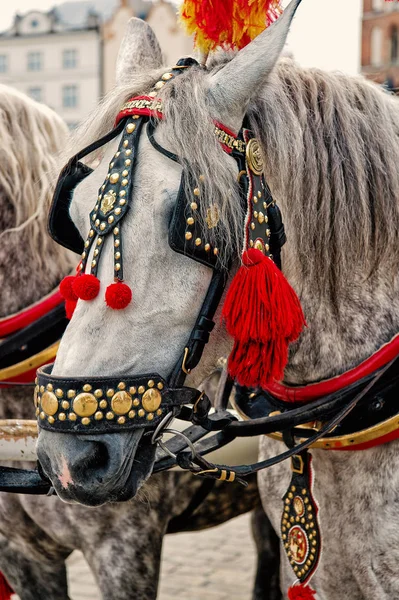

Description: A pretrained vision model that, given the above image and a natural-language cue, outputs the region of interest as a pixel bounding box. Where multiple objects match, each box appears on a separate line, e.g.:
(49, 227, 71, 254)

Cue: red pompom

(59, 275, 78, 302)
(0, 571, 13, 600)
(288, 583, 317, 600)
(72, 274, 100, 301)
(105, 282, 132, 310)
(65, 299, 77, 320)
(222, 249, 305, 387)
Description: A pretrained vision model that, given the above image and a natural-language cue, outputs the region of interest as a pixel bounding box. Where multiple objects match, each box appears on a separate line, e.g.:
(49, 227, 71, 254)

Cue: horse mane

(0, 85, 69, 263)
(67, 56, 399, 286)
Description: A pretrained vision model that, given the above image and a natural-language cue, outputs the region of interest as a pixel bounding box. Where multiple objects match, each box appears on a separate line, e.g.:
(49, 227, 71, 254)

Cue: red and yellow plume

(180, 0, 282, 54)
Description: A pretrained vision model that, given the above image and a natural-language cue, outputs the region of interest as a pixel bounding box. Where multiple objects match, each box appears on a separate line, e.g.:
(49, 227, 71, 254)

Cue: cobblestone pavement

(65, 512, 256, 600)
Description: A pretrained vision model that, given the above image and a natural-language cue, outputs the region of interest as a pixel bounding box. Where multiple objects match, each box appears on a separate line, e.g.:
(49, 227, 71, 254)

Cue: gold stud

(91, 260, 97, 268)
(250, 222, 255, 230)
(195, 238, 201, 246)
(263, 201, 267, 209)
(108, 215, 114, 224)
(142, 388, 162, 412)
(120, 190, 126, 197)
(84, 241, 90, 249)
(185, 232, 192, 240)
(113, 227, 119, 235)
(253, 196, 258, 204)
(83, 384, 92, 392)
(213, 248, 218, 256)
(115, 263, 121, 271)
(99, 399, 107, 409)
(155, 80, 165, 90)
(81, 252, 86, 260)
(58, 413, 66, 421)
(138, 386, 145, 395)
(129, 386, 137, 395)
(253, 211, 258, 218)
(115, 252, 121, 260)
(97, 238, 103, 246)
(125, 149, 132, 156)
(73, 393, 98, 417)
(68, 413, 77, 421)
(82, 417, 90, 426)
(117, 416, 126, 424)
(288, 492, 293, 499)
(254, 240, 265, 253)
(119, 199, 126, 206)
(122, 170, 128, 177)
(106, 412, 114, 420)
(93, 249, 99, 257)
(148, 380, 155, 388)
(118, 382, 126, 390)
(62, 400, 70, 410)
(258, 212, 265, 224)
(39, 411, 45, 420)
(125, 159, 131, 166)
(162, 72, 173, 81)
(265, 244, 270, 252)
(187, 217, 194, 225)
(126, 123, 136, 134)
(193, 188, 200, 196)
(157, 382, 164, 390)
(46, 384, 53, 391)
(121, 179, 128, 186)
(133, 398, 140, 407)
(55, 389, 63, 398)
(115, 208, 121, 215)
(110, 162, 114, 169)
(95, 411, 103, 420)
(249, 240, 254, 247)
(128, 410, 136, 419)
(123, 140, 129, 148)
(47, 416, 55, 424)
(94, 389, 102, 398)
(156, 409, 162, 416)
(111, 391, 132, 415)
(138, 409, 145, 418)
(106, 389, 115, 398)
(190, 202, 198, 210)
(100, 223, 106, 231)
(147, 413, 154, 421)
(41, 391, 58, 416)
(115, 152, 121, 157)
(95, 219, 100, 226)
(204, 244, 210, 251)
(110, 173, 119, 184)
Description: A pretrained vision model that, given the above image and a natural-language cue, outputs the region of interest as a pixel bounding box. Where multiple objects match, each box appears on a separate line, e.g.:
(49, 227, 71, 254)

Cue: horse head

(36, 0, 302, 506)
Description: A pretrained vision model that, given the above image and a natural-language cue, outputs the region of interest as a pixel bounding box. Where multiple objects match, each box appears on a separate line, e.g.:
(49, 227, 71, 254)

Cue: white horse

(37, 1, 399, 598)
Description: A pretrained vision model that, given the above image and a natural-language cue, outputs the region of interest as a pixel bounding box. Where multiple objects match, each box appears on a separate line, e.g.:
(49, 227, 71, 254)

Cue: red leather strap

(0, 290, 64, 338)
(115, 96, 163, 124)
(265, 333, 399, 403)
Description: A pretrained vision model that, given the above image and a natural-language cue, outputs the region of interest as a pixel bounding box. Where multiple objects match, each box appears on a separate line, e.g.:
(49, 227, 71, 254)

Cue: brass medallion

(246, 138, 263, 176)
(142, 388, 162, 412)
(100, 190, 117, 215)
(73, 393, 98, 417)
(111, 391, 133, 415)
(41, 391, 58, 416)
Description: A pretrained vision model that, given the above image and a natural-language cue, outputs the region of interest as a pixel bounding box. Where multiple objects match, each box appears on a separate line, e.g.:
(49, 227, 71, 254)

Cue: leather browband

(264, 332, 399, 403)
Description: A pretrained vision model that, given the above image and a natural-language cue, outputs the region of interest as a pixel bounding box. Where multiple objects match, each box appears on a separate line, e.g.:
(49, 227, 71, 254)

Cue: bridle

(1, 58, 398, 500)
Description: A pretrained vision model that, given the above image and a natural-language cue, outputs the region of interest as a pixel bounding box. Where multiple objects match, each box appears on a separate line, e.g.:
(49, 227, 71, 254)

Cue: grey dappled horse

(0, 86, 270, 600)
(37, 0, 399, 598)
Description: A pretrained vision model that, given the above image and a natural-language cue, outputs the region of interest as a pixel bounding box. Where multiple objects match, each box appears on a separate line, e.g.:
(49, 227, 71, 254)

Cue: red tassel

(65, 299, 77, 320)
(105, 282, 132, 310)
(0, 571, 13, 600)
(288, 583, 317, 600)
(222, 249, 305, 387)
(59, 275, 78, 302)
(72, 274, 100, 301)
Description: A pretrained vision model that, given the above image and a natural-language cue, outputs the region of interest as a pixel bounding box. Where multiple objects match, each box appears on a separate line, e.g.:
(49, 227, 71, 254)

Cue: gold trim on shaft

(0, 343, 59, 381)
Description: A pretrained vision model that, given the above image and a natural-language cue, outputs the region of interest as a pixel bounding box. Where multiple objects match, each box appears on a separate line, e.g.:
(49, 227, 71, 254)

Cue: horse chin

(37, 429, 157, 507)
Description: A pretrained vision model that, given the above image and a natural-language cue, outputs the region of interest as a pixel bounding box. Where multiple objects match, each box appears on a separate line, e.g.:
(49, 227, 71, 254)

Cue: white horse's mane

(66, 56, 399, 289)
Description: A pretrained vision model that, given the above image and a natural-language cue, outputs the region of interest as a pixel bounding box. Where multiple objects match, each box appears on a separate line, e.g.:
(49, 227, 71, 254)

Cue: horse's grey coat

(37, 0, 399, 596)
(0, 87, 266, 599)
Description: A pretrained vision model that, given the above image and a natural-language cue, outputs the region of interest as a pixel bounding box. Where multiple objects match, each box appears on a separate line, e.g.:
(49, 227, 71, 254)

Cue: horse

(36, 0, 399, 597)
(0, 85, 267, 600)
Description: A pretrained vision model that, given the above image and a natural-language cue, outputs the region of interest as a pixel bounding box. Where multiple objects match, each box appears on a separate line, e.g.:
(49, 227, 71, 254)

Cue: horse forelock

(67, 56, 399, 285)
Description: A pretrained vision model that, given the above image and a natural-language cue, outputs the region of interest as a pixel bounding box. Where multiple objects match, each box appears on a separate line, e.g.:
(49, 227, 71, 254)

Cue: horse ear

(208, 0, 302, 130)
(116, 18, 163, 85)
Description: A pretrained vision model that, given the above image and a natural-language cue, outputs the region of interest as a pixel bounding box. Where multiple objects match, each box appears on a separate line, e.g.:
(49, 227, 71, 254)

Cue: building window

(27, 52, 42, 71)
(62, 85, 78, 108)
(63, 49, 78, 69)
(371, 27, 383, 67)
(391, 26, 398, 63)
(28, 87, 42, 102)
(0, 55, 7, 73)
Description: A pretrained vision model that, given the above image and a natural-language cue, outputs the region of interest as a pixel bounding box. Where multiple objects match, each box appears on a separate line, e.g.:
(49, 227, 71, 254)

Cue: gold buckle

(182, 347, 191, 375)
(291, 454, 304, 474)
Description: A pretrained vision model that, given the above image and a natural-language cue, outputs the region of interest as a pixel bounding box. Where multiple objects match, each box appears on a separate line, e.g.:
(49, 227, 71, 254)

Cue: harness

(0, 59, 398, 584)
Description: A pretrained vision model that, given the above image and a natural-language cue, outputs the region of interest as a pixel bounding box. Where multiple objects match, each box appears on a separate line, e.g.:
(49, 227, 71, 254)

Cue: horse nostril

(74, 441, 110, 482)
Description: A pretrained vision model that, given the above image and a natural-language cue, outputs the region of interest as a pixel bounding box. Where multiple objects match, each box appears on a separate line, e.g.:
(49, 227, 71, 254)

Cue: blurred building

(0, 0, 193, 127)
(362, 0, 399, 91)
